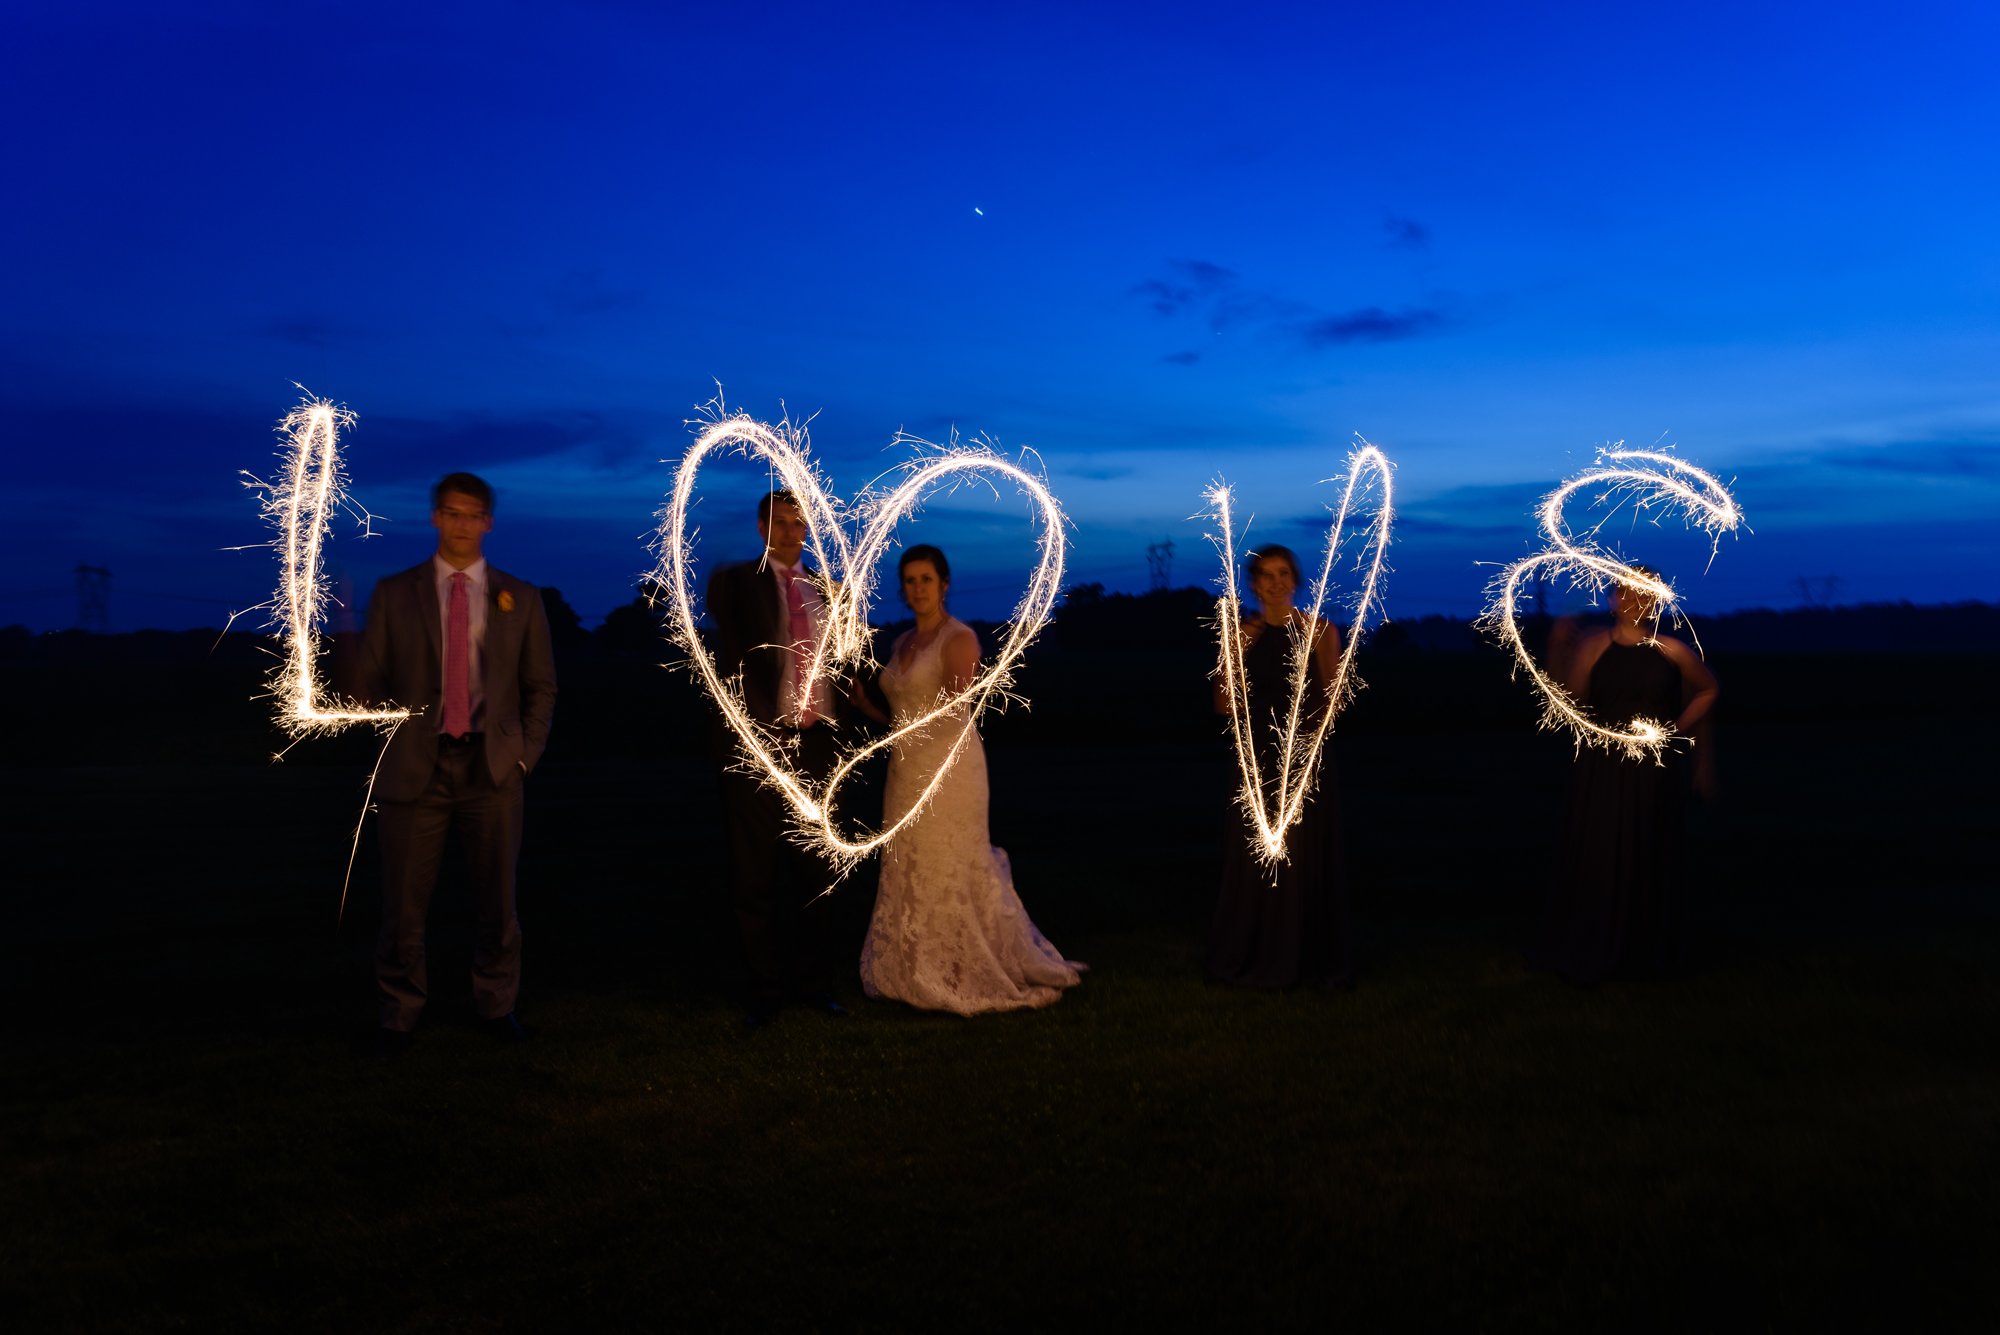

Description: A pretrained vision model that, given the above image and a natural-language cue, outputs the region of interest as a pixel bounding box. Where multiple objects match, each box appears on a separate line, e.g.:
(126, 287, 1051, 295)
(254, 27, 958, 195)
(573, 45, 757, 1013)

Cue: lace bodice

(879, 619, 974, 725)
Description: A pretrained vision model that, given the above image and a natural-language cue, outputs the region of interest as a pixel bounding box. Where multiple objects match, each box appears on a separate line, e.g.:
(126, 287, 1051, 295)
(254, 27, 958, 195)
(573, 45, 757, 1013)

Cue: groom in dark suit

(357, 472, 557, 1054)
(708, 489, 849, 1027)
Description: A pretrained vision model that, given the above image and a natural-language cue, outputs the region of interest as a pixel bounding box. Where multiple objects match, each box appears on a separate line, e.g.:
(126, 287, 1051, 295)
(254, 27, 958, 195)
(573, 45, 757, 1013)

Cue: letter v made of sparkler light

(1205, 442, 1395, 866)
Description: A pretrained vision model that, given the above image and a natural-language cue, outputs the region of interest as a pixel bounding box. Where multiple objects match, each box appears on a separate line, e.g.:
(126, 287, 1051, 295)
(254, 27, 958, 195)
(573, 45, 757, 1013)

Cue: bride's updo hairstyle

(898, 544, 952, 607)
(1246, 544, 1302, 586)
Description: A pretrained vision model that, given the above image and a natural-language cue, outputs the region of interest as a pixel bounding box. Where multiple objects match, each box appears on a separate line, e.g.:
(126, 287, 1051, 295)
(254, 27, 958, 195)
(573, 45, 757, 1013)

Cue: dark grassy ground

(3, 650, 1996, 1329)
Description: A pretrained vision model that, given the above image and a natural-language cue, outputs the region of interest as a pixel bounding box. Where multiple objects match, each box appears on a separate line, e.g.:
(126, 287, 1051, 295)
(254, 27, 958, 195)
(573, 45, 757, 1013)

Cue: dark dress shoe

(368, 1028, 409, 1057)
(744, 998, 782, 1029)
(484, 1014, 530, 1043)
(800, 992, 848, 1018)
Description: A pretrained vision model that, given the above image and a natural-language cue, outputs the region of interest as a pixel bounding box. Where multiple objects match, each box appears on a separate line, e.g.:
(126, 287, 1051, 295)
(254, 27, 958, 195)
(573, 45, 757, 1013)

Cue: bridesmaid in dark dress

(1205, 544, 1353, 991)
(1531, 568, 1720, 984)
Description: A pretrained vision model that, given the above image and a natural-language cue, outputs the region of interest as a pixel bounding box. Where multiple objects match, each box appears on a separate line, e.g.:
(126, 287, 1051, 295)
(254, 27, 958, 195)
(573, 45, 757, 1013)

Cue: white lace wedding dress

(859, 618, 1085, 1015)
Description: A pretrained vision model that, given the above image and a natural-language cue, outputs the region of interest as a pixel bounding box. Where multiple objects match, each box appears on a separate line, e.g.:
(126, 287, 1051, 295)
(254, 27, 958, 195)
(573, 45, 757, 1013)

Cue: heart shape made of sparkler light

(656, 411, 1067, 870)
(1479, 449, 1742, 760)
(1205, 443, 1395, 864)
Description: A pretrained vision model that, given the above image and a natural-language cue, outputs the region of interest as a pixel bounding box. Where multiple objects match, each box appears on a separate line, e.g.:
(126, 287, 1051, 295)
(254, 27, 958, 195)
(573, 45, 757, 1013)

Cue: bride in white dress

(850, 545, 1085, 1015)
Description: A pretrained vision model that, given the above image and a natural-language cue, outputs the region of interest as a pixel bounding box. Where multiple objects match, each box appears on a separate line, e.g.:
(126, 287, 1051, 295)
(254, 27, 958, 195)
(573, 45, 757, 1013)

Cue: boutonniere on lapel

(496, 590, 515, 613)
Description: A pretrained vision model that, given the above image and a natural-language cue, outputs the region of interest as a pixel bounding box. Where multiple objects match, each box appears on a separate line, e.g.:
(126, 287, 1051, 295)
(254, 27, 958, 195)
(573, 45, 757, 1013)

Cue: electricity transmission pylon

(75, 563, 111, 633)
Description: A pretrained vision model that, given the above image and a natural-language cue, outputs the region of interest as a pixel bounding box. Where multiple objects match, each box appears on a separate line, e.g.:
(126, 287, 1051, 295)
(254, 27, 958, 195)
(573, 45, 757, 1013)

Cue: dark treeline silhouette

(1685, 600, 2000, 651)
(1046, 589, 2000, 656)
(7, 593, 1995, 668)
(3, 613, 1994, 770)
(0, 585, 602, 666)
(1384, 601, 2000, 653)
(0, 625, 279, 666)
(1053, 584, 1218, 652)
(592, 583, 666, 656)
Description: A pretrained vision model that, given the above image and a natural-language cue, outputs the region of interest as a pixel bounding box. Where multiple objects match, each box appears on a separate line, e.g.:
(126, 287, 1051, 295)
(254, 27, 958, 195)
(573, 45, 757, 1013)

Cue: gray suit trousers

(375, 740, 524, 1030)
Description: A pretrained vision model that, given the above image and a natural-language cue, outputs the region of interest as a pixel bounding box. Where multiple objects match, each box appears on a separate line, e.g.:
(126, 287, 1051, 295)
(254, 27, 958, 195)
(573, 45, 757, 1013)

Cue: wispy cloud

(1382, 214, 1430, 249)
(1134, 257, 1451, 358)
(361, 411, 639, 484)
(1133, 259, 1238, 316)
(1294, 305, 1446, 346)
(1825, 439, 2000, 480)
(494, 267, 647, 338)
(546, 266, 644, 316)
(1372, 481, 1550, 539)
(259, 314, 373, 346)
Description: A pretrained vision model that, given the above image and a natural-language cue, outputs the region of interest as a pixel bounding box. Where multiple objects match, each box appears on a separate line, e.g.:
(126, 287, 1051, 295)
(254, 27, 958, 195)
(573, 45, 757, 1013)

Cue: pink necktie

(779, 567, 817, 728)
(442, 571, 470, 737)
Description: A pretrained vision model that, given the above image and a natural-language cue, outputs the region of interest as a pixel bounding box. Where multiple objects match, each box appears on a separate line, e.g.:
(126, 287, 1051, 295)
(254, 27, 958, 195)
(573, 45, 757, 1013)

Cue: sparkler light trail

(1479, 449, 1743, 760)
(1205, 443, 1395, 865)
(244, 393, 409, 914)
(251, 395, 410, 736)
(655, 408, 1067, 873)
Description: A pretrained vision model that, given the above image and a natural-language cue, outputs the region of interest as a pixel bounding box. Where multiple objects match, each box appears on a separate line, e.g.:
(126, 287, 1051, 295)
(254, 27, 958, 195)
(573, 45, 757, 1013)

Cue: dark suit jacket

(359, 560, 558, 803)
(708, 559, 844, 728)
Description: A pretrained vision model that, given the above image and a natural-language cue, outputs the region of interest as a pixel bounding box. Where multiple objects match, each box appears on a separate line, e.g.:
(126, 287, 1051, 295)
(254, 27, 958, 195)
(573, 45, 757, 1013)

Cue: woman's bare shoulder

(939, 620, 984, 673)
(1650, 631, 1701, 663)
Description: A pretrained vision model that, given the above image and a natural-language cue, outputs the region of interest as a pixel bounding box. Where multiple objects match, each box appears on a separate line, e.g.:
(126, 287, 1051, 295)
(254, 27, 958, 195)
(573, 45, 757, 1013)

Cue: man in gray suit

(358, 472, 557, 1054)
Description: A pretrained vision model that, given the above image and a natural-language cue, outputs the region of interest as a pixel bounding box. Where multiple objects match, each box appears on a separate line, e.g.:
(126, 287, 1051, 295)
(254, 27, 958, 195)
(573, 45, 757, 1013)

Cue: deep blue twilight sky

(3, 1, 1997, 631)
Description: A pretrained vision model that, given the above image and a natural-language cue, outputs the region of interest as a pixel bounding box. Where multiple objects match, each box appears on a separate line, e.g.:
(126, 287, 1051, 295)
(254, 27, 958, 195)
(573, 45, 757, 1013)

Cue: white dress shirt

(433, 554, 489, 732)
(769, 557, 833, 724)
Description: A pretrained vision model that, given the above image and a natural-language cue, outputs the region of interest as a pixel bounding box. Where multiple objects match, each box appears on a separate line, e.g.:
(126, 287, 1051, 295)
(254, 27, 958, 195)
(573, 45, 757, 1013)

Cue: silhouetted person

(1532, 567, 1718, 984)
(706, 490, 849, 1027)
(357, 472, 557, 1054)
(1205, 543, 1352, 991)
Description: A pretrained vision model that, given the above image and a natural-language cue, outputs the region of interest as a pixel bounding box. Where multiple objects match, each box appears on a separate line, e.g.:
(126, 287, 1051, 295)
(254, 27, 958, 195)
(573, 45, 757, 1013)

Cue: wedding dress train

(859, 618, 1084, 1015)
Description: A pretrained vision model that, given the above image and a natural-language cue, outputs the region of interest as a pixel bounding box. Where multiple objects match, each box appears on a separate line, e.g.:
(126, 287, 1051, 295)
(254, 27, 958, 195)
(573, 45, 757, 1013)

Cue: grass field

(3, 650, 1996, 1329)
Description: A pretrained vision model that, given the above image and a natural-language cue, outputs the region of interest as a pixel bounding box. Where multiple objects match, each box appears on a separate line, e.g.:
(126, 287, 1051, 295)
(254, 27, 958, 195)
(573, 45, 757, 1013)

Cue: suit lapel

(761, 562, 786, 643)
(485, 568, 517, 698)
(414, 561, 442, 677)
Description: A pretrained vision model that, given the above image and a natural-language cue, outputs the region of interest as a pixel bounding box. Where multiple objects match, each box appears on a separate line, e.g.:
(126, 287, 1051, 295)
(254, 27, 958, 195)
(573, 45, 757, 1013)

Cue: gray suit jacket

(358, 560, 558, 803)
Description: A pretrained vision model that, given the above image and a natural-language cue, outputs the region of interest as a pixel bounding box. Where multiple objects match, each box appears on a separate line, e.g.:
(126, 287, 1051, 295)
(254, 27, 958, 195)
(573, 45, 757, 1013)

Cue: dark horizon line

(6, 593, 1996, 640)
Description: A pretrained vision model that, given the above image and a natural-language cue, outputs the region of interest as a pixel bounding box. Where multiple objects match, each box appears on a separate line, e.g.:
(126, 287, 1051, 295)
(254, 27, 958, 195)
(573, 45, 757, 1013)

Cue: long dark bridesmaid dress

(1204, 619, 1353, 991)
(1531, 639, 1689, 984)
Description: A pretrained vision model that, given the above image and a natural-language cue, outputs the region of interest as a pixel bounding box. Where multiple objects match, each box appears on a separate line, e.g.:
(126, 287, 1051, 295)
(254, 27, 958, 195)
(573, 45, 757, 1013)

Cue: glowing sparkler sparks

(252, 395, 410, 735)
(1478, 448, 1743, 760)
(1205, 443, 1395, 865)
(244, 393, 409, 916)
(654, 407, 1067, 872)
